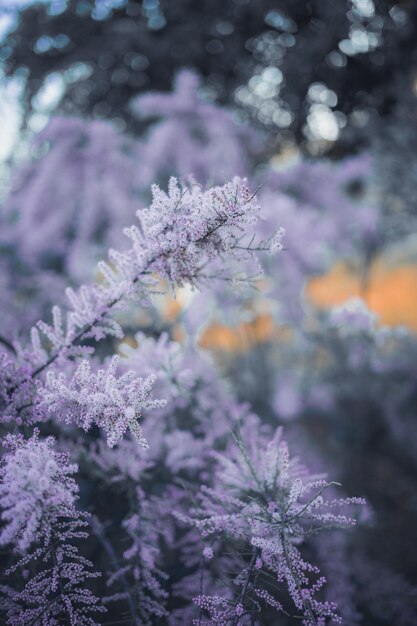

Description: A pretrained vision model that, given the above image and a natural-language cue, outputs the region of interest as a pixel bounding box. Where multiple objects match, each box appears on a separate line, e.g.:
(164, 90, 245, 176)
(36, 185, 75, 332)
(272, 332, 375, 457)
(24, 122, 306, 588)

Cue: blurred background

(1, 1, 417, 624)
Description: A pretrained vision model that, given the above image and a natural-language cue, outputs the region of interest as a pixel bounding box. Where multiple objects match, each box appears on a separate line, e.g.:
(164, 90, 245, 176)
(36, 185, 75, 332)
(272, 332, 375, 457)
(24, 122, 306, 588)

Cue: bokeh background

(1, 1, 417, 624)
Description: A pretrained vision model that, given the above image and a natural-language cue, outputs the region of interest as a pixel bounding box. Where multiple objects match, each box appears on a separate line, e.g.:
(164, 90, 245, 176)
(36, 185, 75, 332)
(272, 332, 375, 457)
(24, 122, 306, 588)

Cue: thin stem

(91, 516, 139, 624)
(23, 214, 232, 383)
(0, 333, 16, 355)
(283, 482, 340, 523)
(232, 548, 259, 626)
(280, 532, 317, 626)
(9, 197, 262, 415)
(44, 531, 75, 626)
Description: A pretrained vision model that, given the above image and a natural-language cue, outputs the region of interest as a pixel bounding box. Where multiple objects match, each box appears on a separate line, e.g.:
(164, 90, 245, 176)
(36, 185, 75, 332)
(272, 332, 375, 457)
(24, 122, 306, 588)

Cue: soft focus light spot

(272, 109, 293, 128)
(0, 14, 17, 42)
(31, 72, 65, 112)
(307, 105, 340, 141)
(389, 5, 408, 25)
(65, 62, 94, 83)
(262, 66, 283, 86)
(350, 28, 371, 53)
(47, 1, 68, 16)
(308, 83, 338, 107)
(0, 74, 23, 161)
(326, 50, 347, 68)
(339, 39, 356, 56)
(216, 20, 234, 35)
(34, 36, 54, 54)
(350, 108, 371, 128)
(352, 0, 375, 18)
(265, 10, 297, 33)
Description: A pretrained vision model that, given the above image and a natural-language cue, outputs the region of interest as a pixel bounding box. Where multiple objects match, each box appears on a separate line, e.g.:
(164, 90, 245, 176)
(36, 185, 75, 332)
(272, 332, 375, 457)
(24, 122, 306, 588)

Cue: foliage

(1, 34, 416, 626)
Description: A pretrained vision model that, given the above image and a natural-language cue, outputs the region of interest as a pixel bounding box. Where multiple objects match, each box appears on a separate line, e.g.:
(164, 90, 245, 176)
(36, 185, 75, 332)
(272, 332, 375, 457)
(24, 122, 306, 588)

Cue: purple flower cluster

(177, 427, 364, 625)
(2, 67, 412, 626)
(0, 433, 104, 625)
(40, 357, 166, 448)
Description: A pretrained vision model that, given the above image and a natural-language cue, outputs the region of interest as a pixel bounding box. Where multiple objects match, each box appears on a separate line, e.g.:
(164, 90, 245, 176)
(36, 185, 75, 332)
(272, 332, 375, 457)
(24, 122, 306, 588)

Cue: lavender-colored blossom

(25, 176, 267, 370)
(0, 432, 105, 625)
(119, 331, 259, 473)
(131, 69, 259, 185)
(3, 116, 142, 282)
(178, 426, 364, 625)
(40, 356, 166, 448)
(0, 77, 406, 626)
(0, 433, 78, 551)
(329, 297, 377, 333)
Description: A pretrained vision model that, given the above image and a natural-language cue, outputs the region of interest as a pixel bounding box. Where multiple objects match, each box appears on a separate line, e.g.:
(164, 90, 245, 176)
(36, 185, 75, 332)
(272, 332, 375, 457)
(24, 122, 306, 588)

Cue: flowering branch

(11, 178, 276, 395)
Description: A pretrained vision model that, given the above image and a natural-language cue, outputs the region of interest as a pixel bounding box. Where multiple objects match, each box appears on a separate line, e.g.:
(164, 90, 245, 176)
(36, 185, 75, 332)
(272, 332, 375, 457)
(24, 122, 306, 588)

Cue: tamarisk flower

(23, 177, 273, 374)
(39, 356, 166, 448)
(0, 433, 78, 552)
(178, 426, 365, 625)
(3, 116, 141, 279)
(107, 175, 262, 286)
(130, 69, 261, 185)
(0, 432, 105, 625)
(0, 351, 38, 424)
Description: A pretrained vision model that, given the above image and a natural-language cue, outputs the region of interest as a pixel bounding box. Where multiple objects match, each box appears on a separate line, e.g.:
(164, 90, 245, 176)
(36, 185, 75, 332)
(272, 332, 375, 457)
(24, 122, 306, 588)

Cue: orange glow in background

(307, 260, 417, 333)
(127, 251, 417, 354)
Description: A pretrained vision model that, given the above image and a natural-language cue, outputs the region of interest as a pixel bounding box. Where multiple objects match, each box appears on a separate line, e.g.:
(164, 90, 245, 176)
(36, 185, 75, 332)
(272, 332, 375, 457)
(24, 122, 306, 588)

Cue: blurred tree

(2, 0, 417, 152)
